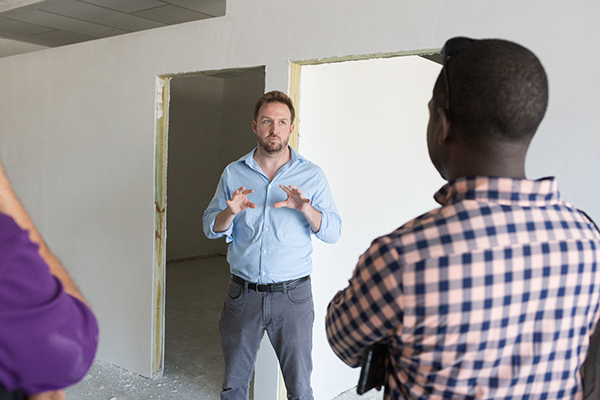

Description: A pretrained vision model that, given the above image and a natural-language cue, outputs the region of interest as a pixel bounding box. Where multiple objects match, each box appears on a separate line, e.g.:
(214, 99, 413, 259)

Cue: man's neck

(446, 136, 529, 181)
(253, 145, 292, 181)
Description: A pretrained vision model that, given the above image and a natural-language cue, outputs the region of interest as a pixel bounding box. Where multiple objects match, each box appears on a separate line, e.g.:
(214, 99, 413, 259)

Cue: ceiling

(0, 0, 226, 47)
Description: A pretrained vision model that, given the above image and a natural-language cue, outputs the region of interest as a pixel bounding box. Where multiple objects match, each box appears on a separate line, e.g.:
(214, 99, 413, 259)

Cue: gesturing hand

(227, 186, 256, 216)
(273, 185, 311, 212)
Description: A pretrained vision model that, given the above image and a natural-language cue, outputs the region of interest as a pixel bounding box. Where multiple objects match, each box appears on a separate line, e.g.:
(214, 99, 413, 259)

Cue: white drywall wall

(0, 0, 597, 397)
(299, 55, 444, 399)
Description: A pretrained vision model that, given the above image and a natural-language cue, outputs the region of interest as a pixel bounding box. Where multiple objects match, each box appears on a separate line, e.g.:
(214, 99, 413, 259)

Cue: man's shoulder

(0, 213, 49, 308)
(371, 207, 445, 248)
(298, 158, 324, 174)
(221, 151, 255, 174)
(291, 152, 326, 176)
(0, 213, 40, 267)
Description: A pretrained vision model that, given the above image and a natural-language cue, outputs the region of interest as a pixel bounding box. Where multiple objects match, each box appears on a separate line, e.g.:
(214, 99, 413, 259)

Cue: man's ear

(436, 107, 452, 144)
(252, 120, 257, 133)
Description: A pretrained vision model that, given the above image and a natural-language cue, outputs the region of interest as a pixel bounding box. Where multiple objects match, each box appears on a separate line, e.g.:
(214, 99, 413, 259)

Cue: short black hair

(434, 39, 548, 143)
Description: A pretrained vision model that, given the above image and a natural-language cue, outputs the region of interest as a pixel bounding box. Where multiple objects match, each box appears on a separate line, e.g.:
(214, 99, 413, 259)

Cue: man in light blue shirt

(203, 90, 341, 400)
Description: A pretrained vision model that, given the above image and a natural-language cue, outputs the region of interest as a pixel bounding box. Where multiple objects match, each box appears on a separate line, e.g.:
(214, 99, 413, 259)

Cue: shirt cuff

(210, 219, 233, 243)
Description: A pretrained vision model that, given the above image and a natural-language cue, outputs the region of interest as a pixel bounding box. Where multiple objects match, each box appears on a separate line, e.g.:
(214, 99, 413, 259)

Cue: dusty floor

(64, 256, 381, 400)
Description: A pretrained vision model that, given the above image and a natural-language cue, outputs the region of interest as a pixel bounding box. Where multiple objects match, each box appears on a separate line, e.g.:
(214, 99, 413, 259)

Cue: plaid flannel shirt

(326, 177, 600, 400)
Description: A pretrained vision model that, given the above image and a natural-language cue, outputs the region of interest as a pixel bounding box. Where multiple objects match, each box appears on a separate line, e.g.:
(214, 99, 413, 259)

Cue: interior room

(0, 1, 599, 399)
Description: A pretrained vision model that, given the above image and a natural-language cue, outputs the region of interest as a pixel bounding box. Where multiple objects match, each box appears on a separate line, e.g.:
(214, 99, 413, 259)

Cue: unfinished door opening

(153, 67, 265, 391)
(289, 53, 444, 399)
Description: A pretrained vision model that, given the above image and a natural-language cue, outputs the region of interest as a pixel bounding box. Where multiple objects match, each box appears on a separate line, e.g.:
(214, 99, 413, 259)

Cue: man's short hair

(434, 39, 549, 142)
(253, 91, 296, 125)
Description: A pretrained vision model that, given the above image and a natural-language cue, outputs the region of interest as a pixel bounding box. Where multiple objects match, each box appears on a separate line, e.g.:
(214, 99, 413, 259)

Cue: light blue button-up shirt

(203, 147, 341, 283)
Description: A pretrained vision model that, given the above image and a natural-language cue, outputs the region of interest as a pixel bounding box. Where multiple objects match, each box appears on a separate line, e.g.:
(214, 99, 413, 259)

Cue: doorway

(154, 67, 265, 388)
(291, 53, 444, 398)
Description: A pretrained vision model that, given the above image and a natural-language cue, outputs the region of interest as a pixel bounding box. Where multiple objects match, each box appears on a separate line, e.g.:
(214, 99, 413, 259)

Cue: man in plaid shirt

(326, 37, 600, 399)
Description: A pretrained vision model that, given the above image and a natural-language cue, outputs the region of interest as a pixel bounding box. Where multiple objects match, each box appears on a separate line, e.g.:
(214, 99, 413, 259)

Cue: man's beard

(259, 135, 288, 154)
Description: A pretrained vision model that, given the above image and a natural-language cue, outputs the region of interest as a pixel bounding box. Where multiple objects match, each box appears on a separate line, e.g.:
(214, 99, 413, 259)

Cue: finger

(231, 187, 244, 200)
(289, 185, 298, 190)
(226, 199, 238, 207)
(247, 201, 257, 209)
(242, 189, 254, 195)
(272, 201, 286, 208)
(279, 184, 293, 194)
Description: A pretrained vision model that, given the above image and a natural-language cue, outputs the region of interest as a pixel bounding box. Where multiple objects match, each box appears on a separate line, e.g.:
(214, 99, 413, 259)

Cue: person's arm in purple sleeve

(0, 162, 87, 306)
(0, 161, 98, 396)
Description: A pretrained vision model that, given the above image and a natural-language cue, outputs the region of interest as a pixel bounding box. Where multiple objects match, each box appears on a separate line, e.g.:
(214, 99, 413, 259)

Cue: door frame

(152, 66, 268, 376)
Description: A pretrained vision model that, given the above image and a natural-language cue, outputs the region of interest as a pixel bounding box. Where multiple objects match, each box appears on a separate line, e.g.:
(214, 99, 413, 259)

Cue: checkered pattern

(326, 177, 600, 400)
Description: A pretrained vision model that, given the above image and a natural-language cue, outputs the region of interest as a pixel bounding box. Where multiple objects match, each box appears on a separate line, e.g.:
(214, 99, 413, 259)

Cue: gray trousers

(218, 276, 315, 400)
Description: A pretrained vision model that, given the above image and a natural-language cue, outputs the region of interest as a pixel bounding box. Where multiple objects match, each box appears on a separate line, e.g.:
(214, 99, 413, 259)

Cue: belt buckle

(256, 284, 269, 293)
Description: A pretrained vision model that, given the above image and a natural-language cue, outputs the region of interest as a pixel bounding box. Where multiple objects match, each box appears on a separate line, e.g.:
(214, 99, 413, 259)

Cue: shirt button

(265, 228, 269, 231)
(262, 272, 266, 275)
(264, 250, 267, 253)
(267, 206, 270, 210)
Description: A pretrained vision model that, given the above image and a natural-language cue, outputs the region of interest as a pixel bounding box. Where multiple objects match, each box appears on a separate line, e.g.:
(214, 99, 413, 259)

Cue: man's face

(252, 102, 294, 154)
(426, 96, 448, 180)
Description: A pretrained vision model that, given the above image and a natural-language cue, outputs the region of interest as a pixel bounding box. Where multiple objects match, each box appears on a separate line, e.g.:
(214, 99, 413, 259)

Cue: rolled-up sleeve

(0, 214, 98, 395)
(311, 170, 341, 244)
(203, 170, 233, 243)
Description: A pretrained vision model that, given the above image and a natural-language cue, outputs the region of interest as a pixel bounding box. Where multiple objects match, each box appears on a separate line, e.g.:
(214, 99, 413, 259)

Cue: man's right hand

(29, 390, 65, 400)
(213, 186, 256, 233)
(226, 186, 256, 216)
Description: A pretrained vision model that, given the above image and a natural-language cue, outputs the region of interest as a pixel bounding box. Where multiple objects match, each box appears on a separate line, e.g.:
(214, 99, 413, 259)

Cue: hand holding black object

(357, 342, 388, 395)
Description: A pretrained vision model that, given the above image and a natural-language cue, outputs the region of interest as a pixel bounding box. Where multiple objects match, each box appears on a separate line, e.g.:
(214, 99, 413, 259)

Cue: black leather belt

(231, 275, 310, 293)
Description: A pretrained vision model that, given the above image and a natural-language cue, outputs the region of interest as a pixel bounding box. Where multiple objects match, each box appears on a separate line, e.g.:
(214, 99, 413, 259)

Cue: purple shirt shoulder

(0, 213, 98, 395)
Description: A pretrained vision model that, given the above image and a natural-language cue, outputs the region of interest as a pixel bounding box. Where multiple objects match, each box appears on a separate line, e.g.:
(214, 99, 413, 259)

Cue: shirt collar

(238, 146, 306, 169)
(434, 176, 560, 207)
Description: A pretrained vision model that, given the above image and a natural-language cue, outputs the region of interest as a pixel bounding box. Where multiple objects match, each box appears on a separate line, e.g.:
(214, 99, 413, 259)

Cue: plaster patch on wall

(156, 78, 166, 120)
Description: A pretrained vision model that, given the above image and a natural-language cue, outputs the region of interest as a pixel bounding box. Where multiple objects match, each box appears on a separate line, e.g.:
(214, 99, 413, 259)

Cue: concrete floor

(64, 256, 381, 400)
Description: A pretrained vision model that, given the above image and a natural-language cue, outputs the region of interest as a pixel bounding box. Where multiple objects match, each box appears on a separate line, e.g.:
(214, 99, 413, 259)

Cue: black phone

(357, 342, 388, 395)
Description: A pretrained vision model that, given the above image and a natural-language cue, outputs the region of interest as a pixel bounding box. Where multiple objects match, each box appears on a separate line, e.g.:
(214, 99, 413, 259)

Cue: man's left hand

(273, 185, 311, 212)
(274, 185, 322, 233)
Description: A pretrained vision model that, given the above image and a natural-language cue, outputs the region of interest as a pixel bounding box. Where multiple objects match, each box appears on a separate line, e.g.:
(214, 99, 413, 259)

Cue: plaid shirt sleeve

(326, 235, 406, 367)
